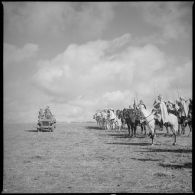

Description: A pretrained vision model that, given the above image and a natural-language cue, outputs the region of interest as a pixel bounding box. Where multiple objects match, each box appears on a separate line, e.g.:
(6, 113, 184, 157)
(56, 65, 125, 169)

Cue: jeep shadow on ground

(24, 129, 38, 132)
(25, 129, 53, 133)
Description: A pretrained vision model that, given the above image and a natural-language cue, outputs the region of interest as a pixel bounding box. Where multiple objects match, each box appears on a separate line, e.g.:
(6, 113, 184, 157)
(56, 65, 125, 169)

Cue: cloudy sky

(3, 2, 193, 123)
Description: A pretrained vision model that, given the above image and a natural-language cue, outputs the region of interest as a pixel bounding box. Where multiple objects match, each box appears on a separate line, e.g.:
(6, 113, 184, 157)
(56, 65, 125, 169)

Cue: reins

(145, 117, 155, 126)
(141, 112, 154, 120)
(138, 108, 155, 126)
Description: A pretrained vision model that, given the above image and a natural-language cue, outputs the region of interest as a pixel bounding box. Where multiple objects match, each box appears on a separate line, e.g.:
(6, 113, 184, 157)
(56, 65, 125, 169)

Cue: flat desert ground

(3, 122, 192, 193)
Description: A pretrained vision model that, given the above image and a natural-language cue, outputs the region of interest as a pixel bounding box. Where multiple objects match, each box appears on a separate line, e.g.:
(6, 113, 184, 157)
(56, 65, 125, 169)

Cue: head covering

(175, 99, 179, 103)
(140, 100, 144, 104)
(39, 108, 43, 114)
(158, 94, 163, 101)
(180, 96, 185, 101)
(170, 100, 174, 104)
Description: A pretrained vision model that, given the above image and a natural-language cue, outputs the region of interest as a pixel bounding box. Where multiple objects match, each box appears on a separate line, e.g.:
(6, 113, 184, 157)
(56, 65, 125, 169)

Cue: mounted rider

(188, 98, 192, 117)
(137, 100, 147, 134)
(108, 108, 116, 129)
(139, 100, 146, 109)
(109, 108, 115, 121)
(166, 100, 176, 114)
(175, 97, 188, 124)
(153, 94, 169, 126)
(179, 96, 189, 118)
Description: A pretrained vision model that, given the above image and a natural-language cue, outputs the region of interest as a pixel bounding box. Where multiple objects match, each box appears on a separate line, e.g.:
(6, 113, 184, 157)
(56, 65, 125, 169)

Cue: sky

(3, 2, 193, 123)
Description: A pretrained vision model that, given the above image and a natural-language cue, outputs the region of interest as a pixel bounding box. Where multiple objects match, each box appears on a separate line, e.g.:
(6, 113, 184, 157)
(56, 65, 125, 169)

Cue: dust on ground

(3, 122, 192, 193)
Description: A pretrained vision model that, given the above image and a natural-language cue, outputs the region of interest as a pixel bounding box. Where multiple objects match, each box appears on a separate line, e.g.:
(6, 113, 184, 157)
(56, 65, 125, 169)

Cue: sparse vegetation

(3, 123, 192, 193)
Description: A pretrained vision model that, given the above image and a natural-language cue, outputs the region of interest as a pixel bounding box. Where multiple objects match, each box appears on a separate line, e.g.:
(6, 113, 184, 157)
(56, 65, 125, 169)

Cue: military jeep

(37, 117, 56, 132)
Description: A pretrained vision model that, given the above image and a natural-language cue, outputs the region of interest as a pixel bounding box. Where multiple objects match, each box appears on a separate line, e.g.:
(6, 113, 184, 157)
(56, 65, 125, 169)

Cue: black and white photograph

(3, 2, 193, 193)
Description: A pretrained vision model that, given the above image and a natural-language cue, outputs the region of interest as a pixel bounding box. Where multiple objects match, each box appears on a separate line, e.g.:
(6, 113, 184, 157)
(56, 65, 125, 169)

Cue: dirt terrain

(3, 122, 192, 193)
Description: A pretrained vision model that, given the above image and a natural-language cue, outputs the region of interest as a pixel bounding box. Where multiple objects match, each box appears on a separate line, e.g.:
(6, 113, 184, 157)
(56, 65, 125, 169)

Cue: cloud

(30, 34, 192, 122)
(3, 34, 192, 123)
(4, 43, 39, 65)
(169, 61, 192, 91)
(3, 2, 116, 42)
(132, 2, 192, 40)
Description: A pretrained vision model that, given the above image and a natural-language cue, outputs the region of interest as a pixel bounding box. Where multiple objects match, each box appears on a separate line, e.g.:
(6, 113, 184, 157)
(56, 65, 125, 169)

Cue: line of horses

(93, 100, 192, 146)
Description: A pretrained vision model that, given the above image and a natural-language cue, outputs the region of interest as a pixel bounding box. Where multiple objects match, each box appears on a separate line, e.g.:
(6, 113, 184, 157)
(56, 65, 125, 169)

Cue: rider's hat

(140, 100, 144, 104)
(158, 94, 163, 100)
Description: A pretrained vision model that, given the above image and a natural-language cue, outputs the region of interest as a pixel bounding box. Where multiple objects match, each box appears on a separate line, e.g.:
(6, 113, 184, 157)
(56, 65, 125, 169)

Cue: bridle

(137, 106, 155, 126)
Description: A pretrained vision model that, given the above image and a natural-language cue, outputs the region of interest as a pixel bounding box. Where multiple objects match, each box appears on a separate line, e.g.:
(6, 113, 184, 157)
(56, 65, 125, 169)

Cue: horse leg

(122, 123, 125, 129)
(151, 133, 154, 146)
(129, 125, 132, 137)
(132, 124, 135, 137)
(140, 124, 143, 134)
(183, 121, 188, 135)
(178, 124, 181, 135)
(188, 123, 192, 136)
(130, 124, 133, 137)
(134, 125, 136, 137)
(121, 119, 123, 129)
(165, 123, 169, 134)
(127, 124, 130, 136)
(104, 121, 106, 130)
(110, 121, 113, 130)
(106, 121, 109, 130)
(170, 126, 177, 145)
(144, 125, 146, 135)
(159, 122, 163, 131)
(181, 123, 185, 135)
(132, 125, 135, 137)
(173, 133, 176, 145)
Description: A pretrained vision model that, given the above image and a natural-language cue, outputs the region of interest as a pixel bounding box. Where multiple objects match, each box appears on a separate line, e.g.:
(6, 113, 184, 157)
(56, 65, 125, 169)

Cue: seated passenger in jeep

(38, 108, 45, 119)
(44, 106, 52, 119)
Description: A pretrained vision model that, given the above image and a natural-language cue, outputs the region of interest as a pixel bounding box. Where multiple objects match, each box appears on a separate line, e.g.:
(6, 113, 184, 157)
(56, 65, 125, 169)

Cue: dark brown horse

(166, 99, 192, 135)
(187, 99, 192, 136)
(122, 108, 140, 137)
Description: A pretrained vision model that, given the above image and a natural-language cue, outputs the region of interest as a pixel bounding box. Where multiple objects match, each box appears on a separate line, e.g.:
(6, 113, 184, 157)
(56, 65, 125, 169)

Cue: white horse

(139, 104, 178, 145)
(101, 111, 109, 130)
(139, 105, 156, 145)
